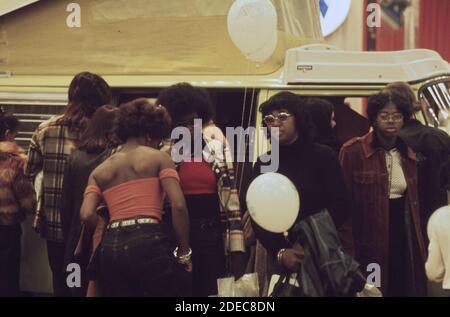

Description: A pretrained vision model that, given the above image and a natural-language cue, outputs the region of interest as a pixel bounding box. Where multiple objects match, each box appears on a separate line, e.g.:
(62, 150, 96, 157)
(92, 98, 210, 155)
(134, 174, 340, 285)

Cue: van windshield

(420, 80, 450, 129)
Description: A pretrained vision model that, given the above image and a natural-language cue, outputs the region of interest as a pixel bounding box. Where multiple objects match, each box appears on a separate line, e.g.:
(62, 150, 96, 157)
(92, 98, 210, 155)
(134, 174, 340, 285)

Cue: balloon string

(238, 80, 256, 192)
(283, 231, 292, 245)
(239, 59, 251, 131)
(236, 59, 251, 193)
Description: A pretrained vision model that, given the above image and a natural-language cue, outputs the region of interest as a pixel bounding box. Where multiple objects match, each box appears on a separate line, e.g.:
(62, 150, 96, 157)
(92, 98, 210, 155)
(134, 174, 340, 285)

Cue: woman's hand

(175, 247, 193, 273)
(280, 243, 304, 272)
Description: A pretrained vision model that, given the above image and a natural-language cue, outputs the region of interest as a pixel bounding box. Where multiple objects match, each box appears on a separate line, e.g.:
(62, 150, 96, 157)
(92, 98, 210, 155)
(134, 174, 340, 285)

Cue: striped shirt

(25, 115, 80, 242)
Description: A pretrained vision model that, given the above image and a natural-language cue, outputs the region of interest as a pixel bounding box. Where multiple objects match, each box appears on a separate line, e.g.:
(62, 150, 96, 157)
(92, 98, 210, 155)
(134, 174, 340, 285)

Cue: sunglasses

(263, 112, 292, 125)
(377, 112, 404, 122)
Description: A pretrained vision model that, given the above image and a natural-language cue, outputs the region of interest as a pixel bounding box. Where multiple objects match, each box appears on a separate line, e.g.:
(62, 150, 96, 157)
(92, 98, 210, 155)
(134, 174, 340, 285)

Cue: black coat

(251, 139, 351, 258)
(61, 149, 112, 268)
(398, 119, 450, 235)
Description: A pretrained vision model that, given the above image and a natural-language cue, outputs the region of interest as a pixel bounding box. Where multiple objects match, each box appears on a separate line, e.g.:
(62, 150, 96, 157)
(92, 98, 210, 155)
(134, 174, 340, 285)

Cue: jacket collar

(360, 131, 416, 160)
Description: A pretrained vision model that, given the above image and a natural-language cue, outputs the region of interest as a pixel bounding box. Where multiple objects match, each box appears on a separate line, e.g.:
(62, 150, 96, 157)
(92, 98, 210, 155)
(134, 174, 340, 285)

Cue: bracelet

(173, 247, 192, 264)
(277, 248, 286, 265)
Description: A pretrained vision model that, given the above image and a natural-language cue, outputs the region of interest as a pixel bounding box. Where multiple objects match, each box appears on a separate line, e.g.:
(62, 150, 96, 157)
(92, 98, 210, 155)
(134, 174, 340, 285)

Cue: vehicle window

(419, 80, 450, 128)
(0, 104, 65, 150)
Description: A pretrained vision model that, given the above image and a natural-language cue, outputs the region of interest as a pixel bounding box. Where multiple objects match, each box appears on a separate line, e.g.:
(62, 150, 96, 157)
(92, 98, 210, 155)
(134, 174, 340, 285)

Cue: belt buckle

(137, 218, 146, 224)
(122, 219, 136, 227)
(138, 218, 154, 224)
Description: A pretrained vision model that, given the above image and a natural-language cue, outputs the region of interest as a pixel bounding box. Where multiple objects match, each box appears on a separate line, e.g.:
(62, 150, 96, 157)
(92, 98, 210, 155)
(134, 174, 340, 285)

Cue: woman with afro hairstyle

(157, 83, 246, 297)
(340, 91, 427, 296)
(250, 92, 352, 296)
(81, 98, 191, 296)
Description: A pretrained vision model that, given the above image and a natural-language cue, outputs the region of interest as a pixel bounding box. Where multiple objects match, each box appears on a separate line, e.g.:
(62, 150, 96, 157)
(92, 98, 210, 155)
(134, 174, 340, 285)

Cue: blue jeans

(98, 223, 191, 297)
(190, 216, 226, 297)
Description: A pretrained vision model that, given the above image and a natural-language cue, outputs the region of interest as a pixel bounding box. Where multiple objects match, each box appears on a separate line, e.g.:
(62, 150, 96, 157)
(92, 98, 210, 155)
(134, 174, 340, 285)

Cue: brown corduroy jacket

(339, 132, 427, 295)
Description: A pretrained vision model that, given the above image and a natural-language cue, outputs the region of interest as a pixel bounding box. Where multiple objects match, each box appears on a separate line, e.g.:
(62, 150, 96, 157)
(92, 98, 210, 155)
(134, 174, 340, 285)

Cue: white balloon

(227, 0, 278, 55)
(246, 173, 300, 233)
(246, 30, 277, 63)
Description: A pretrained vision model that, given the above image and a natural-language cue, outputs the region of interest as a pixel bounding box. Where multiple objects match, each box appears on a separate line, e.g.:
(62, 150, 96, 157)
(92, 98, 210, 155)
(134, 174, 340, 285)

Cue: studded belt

(107, 217, 160, 229)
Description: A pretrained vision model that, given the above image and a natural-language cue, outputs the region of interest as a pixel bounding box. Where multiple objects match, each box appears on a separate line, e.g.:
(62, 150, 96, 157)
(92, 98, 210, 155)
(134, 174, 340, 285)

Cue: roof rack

(283, 45, 450, 85)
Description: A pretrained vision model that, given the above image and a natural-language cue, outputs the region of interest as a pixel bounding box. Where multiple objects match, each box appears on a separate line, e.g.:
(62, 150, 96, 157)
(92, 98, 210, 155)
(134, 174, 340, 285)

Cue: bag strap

(270, 273, 289, 297)
(270, 270, 300, 297)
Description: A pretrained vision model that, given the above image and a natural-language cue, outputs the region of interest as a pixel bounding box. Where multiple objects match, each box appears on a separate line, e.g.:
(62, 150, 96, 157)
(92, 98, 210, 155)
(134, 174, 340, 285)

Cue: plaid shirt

(25, 115, 80, 242)
(163, 123, 245, 255)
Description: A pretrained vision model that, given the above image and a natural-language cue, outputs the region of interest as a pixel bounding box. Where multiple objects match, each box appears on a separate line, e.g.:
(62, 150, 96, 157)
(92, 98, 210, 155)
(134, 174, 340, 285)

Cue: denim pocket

(191, 218, 222, 246)
(124, 234, 174, 278)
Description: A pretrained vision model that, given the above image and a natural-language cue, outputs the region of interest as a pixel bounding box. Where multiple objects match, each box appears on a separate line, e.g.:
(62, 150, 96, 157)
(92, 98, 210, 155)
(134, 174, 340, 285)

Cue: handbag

(269, 243, 324, 297)
(270, 273, 303, 297)
(217, 273, 260, 297)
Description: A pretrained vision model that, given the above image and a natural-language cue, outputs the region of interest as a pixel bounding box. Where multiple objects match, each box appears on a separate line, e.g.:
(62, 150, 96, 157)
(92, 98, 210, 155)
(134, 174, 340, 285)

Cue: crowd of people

(0, 71, 449, 297)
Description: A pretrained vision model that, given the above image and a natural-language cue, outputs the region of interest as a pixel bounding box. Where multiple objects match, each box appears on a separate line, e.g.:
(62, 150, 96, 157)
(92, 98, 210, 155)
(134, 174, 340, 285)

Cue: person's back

(95, 146, 161, 190)
(60, 104, 118, 296)
(24, 72, 112, 297)
(26, 115, 79, 238)
(398, 119, 450, 153)
(398, 122, 450, 220)
(80, 98, 191, 297)
(92, 147, 170, 222)
(62, 149, 112, 237)
(62, 148, 112, 296)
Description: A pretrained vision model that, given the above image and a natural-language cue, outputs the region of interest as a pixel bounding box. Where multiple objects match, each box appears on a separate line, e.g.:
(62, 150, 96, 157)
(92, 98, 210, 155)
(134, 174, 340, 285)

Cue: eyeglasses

(263, 112, 292, 125)
(377, 112, 404, 122)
